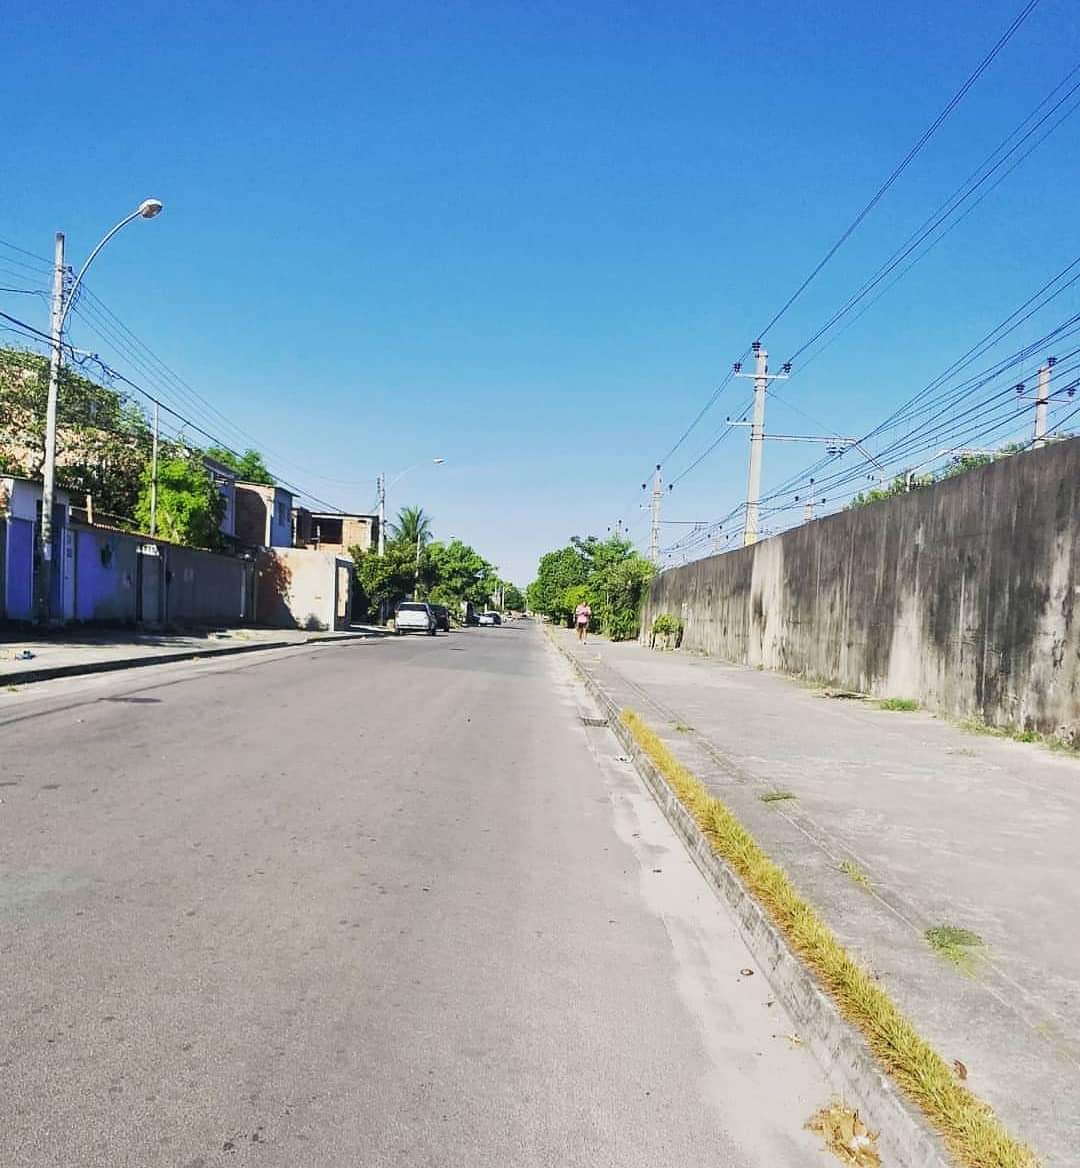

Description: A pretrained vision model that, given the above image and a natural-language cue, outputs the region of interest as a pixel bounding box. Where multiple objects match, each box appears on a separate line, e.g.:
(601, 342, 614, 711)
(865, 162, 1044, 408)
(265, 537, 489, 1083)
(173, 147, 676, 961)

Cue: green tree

(503, 583, 526, 611)
(425, 538, 498, 607)
(527, 534, 652, 639)
(1, 347, 154, 523)
(351, 540, 418, 619)
(134, 454, 226, 549)
(204, 445, 275, 485)
(391, 505, 433, 549)
(527, 544, 588, 623)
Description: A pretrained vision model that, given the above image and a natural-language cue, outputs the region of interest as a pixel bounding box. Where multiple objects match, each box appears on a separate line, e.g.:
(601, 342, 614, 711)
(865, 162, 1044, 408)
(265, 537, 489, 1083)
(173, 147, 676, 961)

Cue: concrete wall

(256, 548, 352, 631)
(643, 440, 1080, 739)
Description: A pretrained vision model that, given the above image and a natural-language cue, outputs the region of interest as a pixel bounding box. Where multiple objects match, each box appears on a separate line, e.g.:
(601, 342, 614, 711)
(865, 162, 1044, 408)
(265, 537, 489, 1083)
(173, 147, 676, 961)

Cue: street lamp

(36, 198, 165, 622)
(377, 457, 445, 557)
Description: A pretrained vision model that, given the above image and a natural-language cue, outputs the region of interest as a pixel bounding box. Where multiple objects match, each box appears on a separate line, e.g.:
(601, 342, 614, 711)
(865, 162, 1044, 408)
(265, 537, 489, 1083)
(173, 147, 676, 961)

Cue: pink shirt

(575, 603, 592, 625)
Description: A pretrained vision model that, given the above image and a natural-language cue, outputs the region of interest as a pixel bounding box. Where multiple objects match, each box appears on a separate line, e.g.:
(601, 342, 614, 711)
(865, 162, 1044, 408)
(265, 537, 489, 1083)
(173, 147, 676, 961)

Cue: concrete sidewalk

(553, 628, 1080, 1167)
(0, 625, 387, 686)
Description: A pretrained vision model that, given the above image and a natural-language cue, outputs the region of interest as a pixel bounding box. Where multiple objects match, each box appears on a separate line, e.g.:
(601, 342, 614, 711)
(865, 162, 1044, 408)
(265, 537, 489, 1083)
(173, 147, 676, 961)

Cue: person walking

(575, 599, 592, 643)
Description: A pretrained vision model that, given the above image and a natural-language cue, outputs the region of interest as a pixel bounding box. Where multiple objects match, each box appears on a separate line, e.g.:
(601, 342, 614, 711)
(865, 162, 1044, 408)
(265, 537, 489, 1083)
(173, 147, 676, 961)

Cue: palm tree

(391, 505, 433, 549)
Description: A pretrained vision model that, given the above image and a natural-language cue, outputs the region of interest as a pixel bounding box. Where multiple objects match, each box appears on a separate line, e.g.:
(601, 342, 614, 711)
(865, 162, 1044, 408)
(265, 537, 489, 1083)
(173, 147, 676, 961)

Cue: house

(202, 455, 238, 540)
(291, 507, 378, 554)
(234, 482, 295, 549)
(0, 476, 72, 622)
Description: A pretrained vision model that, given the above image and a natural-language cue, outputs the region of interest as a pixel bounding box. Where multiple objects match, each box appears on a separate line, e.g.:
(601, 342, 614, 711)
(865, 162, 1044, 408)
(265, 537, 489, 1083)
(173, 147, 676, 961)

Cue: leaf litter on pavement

(807, 1103, 881, 1167)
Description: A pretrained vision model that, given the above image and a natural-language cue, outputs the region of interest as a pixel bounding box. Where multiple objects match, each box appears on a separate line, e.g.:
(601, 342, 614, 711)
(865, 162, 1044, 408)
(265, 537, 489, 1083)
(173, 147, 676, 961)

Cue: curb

(0, 630, 384, 688)
(548, 630, 951, 1168)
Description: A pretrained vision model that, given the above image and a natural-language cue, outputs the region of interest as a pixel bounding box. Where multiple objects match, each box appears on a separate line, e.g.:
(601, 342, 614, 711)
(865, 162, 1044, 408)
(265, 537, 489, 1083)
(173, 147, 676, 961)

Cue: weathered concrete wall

(256, 548, 352, 631)
(166, 544, 252, 626)
(643, 440, 1080, 739)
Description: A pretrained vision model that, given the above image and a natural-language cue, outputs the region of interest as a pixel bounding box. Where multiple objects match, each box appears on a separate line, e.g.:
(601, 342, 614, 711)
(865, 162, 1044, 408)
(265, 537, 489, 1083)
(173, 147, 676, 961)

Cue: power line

(754, 0, 1043, 342)
(632, 0, 1043, 510)
(0, 306, 346, 513)
(783, 61, 1080, 366)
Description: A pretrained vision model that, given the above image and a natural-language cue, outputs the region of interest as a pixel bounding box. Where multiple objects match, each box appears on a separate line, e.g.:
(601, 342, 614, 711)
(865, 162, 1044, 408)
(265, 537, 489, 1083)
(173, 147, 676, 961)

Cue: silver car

(395, 602, 438, 636)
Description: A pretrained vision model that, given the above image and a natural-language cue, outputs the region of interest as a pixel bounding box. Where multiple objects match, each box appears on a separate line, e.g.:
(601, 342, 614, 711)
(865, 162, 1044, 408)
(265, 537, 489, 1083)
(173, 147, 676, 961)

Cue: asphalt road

(0, 624, 836, 1167)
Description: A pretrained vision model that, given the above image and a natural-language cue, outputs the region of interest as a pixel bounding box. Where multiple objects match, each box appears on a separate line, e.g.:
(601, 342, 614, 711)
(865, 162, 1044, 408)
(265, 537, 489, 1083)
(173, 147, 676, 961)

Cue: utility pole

(149, 399, 160, 537)
(1034, 361, 1050, 449)
(648, 465, 662, 565)
(377, 472, 386, 556)
(744, 343, 767, 546)
(36, 232, 66, 623)
(1016, 356, 1075, 451)
(800, 478, 817, 522)
(733, 343, 790, 546)
(34, 199, 163, 623)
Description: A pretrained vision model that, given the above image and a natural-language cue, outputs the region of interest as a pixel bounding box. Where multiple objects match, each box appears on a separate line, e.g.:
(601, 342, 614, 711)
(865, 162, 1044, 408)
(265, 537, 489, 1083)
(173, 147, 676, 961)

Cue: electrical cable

(0, 306, 348, 513)
(754, 0, 1043, 342)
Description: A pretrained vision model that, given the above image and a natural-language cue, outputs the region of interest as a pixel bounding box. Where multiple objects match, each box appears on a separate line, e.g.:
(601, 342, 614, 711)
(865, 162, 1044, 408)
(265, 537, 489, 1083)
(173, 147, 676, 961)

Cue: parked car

(395, 601, 438, 636)
(430, 603, 451, 632)
(478, 611, 502, 626)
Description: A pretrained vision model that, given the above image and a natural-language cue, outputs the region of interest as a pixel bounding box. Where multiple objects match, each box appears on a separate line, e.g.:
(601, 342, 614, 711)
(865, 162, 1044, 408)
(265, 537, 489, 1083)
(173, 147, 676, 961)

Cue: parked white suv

(395, 601, 438, 636)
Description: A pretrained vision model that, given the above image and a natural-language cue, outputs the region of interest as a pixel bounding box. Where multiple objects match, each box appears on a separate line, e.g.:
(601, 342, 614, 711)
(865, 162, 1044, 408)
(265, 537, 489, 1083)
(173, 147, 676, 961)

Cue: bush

(651, 613, 683, 650)
(606, 609, 639, 642)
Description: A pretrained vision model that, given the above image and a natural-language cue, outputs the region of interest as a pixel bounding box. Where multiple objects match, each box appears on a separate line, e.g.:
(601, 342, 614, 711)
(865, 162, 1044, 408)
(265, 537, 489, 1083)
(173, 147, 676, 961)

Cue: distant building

(291, 507, 378, 555)
(234, 482, 295, 549)
(202, 456, 238, 540)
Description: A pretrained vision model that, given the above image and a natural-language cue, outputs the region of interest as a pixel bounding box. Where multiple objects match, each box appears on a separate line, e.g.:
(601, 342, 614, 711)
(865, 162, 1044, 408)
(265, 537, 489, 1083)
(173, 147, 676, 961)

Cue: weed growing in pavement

(878, 697, 919, 711)
(673, 722, 693, 733)
(759, 789, 797, 803)
(926, 925, 984, 972)
(958, 717, 1079, 754)
(620, 708, 1036, 1168)
(839, 860, 871, 887)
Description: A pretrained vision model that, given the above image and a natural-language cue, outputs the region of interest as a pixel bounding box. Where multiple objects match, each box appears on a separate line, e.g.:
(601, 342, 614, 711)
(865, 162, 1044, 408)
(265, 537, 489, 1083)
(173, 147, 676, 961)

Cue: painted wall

(642, 439, 1080, 740)
(65, 527, 252, 627)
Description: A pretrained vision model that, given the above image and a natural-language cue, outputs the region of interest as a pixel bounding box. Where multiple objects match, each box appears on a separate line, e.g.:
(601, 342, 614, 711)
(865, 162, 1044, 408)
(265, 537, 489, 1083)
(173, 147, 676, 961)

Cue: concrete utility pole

(1016, 356, 1075, 451)
(149, 400, 160, 537)
(744, 343, 767, 545)
(377, 472, 386, 556)
(35, 198, 163, 623)
(648, 465, 662, 565)
(1034, 362, 1050, 449)
(36, 232, 66, 623)
(733, 343, 790, 546)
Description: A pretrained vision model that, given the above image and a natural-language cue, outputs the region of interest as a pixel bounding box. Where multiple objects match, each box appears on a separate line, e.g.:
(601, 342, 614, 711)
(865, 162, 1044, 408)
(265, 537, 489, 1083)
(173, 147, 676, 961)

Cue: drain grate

(581, 715, 609, 727)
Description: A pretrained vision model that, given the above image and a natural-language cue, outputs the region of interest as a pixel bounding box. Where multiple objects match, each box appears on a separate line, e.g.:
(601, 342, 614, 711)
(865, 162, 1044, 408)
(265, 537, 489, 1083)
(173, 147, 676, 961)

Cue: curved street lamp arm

(59, 208, 145, 332)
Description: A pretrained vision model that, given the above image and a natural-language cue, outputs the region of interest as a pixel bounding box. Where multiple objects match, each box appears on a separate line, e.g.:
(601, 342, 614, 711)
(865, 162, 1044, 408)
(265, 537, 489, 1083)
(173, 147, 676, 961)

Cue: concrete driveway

(0, 625, 836, 1167)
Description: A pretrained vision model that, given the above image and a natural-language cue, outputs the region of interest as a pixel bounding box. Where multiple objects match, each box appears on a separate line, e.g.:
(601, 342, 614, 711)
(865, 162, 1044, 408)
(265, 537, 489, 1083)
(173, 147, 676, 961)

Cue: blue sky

(2, 0, 1077, 582)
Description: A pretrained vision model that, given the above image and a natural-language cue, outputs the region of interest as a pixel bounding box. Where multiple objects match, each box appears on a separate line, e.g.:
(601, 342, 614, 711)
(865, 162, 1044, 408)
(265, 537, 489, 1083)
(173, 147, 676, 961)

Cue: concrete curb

(0, 630, 385, 688)
(547, 629, 951, 1168)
